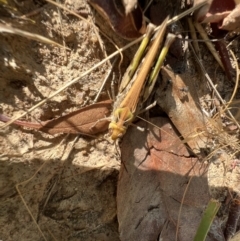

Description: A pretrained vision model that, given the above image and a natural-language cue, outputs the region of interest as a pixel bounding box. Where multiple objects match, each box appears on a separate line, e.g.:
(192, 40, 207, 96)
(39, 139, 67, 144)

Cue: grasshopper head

(109, 122, 126, 140)
(109, 107, 134, 140)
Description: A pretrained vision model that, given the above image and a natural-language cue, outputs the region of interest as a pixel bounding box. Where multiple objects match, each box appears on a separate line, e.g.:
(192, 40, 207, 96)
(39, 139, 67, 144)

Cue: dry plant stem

(166, 1, 208, 27)
(99, 30, 124, 83)
(21, 6, 45, 18)
(0, 2, 207, 129)
(189, 44, 240, 130)
(41, 173, 60, 214)
(187, 18, 201, 59)
(0, 24, 66, 49)
(56, 0, 67, 63)
(94, 57, 118, 103)
(46, 228, 58, 241)
(193, 21, 224, 70)
(222, 50, 239, 112)
(143, 0, 154, 13)
(14, 135, 73, 241)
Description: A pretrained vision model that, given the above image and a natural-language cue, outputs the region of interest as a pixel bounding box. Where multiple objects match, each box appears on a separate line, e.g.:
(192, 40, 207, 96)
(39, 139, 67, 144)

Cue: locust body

(109, 17, 174, 140)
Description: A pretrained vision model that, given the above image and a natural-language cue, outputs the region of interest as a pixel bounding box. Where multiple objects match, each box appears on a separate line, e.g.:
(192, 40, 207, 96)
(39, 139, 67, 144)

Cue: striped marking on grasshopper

(143, 33, 176, 102)
(119, 24, 155, 93)
(109, 17, 172, 140)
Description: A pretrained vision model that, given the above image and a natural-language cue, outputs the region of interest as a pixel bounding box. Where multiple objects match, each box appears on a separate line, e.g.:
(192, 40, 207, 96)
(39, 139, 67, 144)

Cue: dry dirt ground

(1, 1, 240, 241)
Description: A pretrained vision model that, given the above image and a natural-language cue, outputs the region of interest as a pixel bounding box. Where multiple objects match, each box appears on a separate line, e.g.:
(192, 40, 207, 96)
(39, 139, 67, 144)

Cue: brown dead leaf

(117, 118, 214, 241)
(156, 65, 208, 156)
(89, 0, 146, 39)
(194, 0, 240, 32)
(0, 100, 112, 136)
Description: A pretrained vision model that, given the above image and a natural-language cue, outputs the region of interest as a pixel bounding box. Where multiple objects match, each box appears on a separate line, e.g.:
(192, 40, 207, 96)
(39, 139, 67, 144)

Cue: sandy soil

(1, 1, 240, 241)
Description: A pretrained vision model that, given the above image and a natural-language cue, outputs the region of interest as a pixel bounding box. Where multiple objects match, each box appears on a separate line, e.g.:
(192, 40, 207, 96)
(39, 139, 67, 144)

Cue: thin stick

(187, 17, 201, 59)
(176, 176, 193, 241)
(94, 57, 118, 103)
(221, 50, 240, 113)
(189, 44, 240, 129)
(194, 21, 224, 70)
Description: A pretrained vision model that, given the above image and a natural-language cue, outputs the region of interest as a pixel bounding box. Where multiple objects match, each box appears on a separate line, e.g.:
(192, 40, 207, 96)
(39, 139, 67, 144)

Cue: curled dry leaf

(89, 0, 146, 39)
(0, 100, 112, 136)
(194, 0, 240, 32)
(117, 118, 214, 241)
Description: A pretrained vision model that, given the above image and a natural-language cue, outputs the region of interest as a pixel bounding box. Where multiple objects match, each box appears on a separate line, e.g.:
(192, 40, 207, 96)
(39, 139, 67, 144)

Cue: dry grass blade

(222, 50, 240, 112)
(176, 176, 194, 241)
(189, 43, 240, 130)
(187, 17, 201, 58)
(0, 24, 66, 49)
(194, 21, 224, 70)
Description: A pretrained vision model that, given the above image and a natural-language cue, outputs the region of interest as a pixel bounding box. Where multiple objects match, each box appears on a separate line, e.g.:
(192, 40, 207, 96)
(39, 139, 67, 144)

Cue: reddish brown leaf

(0, 100, 112, 136)
(89, 0, 146, 39)
(117, 118, 214, 241)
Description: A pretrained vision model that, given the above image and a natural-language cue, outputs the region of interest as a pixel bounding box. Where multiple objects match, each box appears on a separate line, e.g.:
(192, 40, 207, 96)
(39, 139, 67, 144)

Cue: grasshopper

(109, 17, 175, 140)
